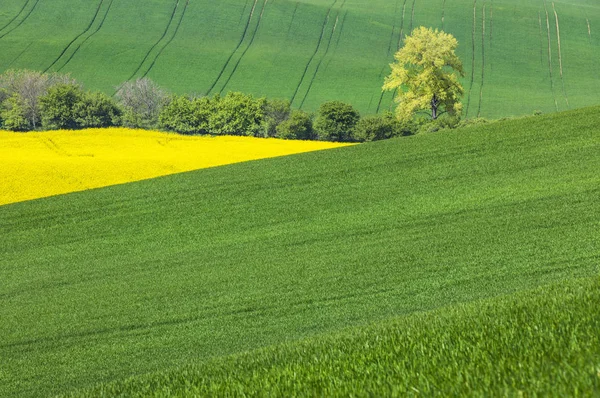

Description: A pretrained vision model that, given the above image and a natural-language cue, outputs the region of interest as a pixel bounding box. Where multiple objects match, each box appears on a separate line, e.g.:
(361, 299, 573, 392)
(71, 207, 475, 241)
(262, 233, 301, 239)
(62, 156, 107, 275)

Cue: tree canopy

(384, 27, 465, 121)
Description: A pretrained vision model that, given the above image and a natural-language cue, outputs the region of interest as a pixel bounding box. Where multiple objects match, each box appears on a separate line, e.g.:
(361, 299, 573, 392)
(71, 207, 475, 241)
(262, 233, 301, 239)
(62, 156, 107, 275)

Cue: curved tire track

(543, 1, 558, 111)
(142, 0, 190, 79)
(0, 0, 31, 34)
(218, 0, 268, 94)
(122, 0, 181, 85)
(205, 0, 259, 95)
(477, 2, 486, 118)
(464, 0, 477, 119)
(299, 8, 341, 108)
(0, 0, 41, 40)
(552, 2, 569, 108)
(57, 0, 115, 72)
(43, 0, 105, 72)
(290, 0, 338, 105)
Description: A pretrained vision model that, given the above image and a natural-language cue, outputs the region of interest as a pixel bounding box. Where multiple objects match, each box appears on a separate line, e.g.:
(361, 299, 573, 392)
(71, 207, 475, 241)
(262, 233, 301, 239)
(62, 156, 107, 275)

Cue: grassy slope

(1, 107, 599, 396)
(0, 0, 599, 117)
(68, 276, 600, 397)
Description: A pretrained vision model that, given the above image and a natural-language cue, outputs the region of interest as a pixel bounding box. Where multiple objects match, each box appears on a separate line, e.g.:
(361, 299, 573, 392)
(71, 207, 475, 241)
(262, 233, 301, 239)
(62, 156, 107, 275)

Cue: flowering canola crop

(0, 128, 353, 206)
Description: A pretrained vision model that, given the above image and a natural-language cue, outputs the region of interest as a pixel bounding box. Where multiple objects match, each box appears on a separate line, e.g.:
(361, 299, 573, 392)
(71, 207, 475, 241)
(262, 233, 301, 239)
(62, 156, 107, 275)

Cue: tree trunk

(431, 94, 439, 120)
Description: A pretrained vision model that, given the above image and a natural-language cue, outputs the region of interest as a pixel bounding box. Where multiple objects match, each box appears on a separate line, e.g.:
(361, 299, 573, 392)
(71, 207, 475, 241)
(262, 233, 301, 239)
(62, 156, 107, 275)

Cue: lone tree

(384, 27, 464, 121)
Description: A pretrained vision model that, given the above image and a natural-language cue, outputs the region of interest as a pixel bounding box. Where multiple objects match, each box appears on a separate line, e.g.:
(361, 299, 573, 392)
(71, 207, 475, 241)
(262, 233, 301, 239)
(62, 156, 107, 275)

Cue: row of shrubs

(0, 69, 467, 141)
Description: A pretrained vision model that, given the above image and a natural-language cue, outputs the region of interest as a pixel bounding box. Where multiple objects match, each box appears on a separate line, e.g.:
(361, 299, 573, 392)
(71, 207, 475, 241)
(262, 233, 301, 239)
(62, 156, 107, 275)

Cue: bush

(314, 101, 360, 142)
(262, 99, 291, 138)
(1, 94, 30, 131)
(0, 69, 77, 130)
(159, 95, 213, 135)
(353, 112, 415, 142)
(39, 83, 85, 129)
(75, 92, 121, 128)
(116, 78, 167, 129)
(276, 109, 314, 140)
(209, 92, 266, 136)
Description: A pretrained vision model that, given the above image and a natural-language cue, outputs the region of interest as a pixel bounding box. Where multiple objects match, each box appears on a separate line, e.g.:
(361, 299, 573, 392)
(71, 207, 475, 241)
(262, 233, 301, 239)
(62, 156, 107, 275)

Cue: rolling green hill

(1, 107, 599, 396)
(68, 276, 600, 397)
(0, 0, 599, 117)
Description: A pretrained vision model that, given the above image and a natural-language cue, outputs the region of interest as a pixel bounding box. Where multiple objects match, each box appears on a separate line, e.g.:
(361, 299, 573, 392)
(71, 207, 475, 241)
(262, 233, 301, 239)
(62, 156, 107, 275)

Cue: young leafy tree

(314, 101, 360, 142)
(116, 78, 167, 129)
(40, 83, 85, 129)
(384, 27, 464, 121)
(276, 109, 314, 140)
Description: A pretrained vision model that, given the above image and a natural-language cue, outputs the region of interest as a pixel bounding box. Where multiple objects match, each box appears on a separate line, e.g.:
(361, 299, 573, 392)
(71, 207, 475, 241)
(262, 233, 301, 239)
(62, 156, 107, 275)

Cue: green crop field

(0, 0, 599, 118)
(1, 107, 599, 396)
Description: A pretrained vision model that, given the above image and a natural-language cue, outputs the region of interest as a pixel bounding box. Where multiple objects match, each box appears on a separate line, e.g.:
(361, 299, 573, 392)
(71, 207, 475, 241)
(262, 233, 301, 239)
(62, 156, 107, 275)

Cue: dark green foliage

(353, 112, 414, 142)
(159, 95, 213, 135)
(209, 92, 266, 136)
(0, 93, 30, 131)
(276, 109, 314, 140)
(39, 83, 85, 130)
(1, 107, 600, 396)
(74, 92, 121, 128)
(314, 101, 360, 142)
(69, 277, 600, 397)
(262, 99, 291, 138)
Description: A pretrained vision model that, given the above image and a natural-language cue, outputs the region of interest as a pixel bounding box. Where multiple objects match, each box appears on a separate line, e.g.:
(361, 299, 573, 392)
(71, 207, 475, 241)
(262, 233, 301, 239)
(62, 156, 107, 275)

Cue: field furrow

(0, 0, 40, 40)
(299, 2, 344, 108)
(552, 2, 569, 108)
(121, 0, 181, 87)
(0, 0, 30, 34)
(142, 0, 190, 79)
(464, 0, 477, 118)
(44, 0, 106, 73)
(56, 0, 115, 73)
(477, 1, 486, 118)
(205, 0, 259, 95)
(543, 2, 559, 111)
(218, 0, 269, 94)
(290, 0, 337, 105)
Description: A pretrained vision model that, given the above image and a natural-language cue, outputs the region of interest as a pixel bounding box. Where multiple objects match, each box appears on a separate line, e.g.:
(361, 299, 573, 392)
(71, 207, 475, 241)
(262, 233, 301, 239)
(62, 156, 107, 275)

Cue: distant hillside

(1, 106, 599, 396)
(0, 0, 599, 117)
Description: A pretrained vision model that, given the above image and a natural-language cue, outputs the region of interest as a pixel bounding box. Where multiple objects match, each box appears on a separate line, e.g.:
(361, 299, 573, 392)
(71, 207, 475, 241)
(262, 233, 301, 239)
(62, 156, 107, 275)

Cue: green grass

(1, 107, 599, 396)
(66, 276, 600, 397)
(0, 0, 599, 117)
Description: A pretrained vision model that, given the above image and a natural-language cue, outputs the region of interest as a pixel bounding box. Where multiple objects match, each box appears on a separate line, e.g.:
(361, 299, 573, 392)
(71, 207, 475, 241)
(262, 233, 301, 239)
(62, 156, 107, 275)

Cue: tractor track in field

(120, 0, 181, 89)
(0, 0, 41, 40)
(218, 0, 268, 94)
(552, 2, 569, 108)
(5, 41, 33, 69)
(205, 0, 259, 95)
(441, 0, 446, 30)
(379, 0, 408, 113)
(290, 0, 338, 105)
(286, 2, 299, 37)
(586, 18, 591, 41)
(141, 0, 190, 79)
(464, 0, 477, 119)
(0, 0, 30, 34)
(239, 0, 251, 25)
(322, 9, 347, 75)
(44, 0, 105, 73)
(543, 2, 559, 111)
(386, 0, 402, 57)
(299, 1, 344, 109)
(57, 0, 115, 72)
(538, 12, 544, 67)
(409, 0, 416, 33)
(376, 0, 402, 114)
(477, 1, 486, 118)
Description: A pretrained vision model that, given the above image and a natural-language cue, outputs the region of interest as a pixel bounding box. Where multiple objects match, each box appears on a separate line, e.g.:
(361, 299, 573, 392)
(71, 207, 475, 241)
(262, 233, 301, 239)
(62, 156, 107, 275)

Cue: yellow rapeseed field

(0, 128, 352, 206)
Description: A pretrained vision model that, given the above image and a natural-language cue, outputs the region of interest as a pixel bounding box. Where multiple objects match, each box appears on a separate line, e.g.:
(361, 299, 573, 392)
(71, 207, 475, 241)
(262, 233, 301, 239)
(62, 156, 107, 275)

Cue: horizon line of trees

(0, 69, 435, 142)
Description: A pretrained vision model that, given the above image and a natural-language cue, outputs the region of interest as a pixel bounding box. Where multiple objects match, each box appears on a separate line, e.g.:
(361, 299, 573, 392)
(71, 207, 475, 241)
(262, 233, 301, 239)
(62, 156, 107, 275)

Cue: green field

(1, 107, 599, 396)
(0, 0, 599, 117)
